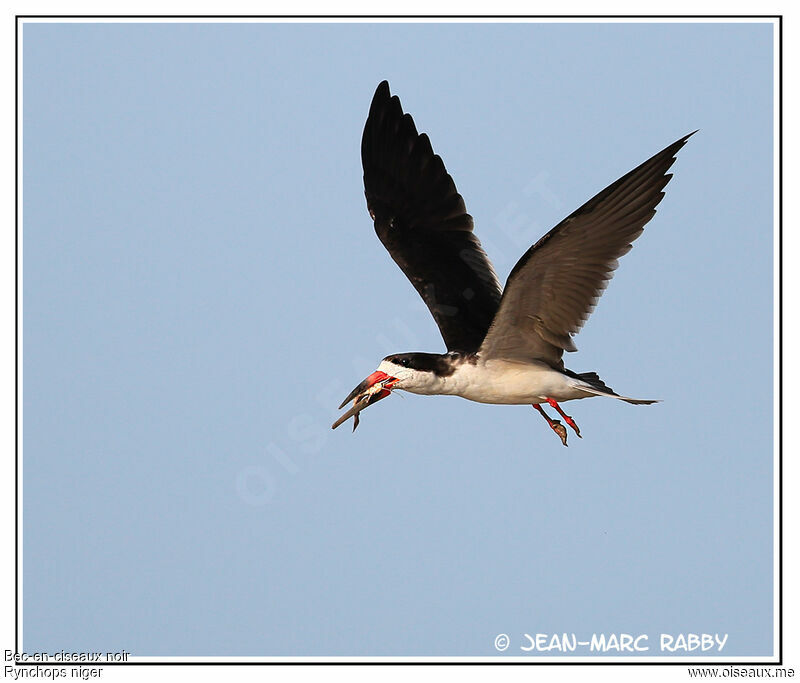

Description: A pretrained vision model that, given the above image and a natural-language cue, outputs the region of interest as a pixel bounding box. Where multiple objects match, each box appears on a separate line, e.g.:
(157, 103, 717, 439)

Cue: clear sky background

(22, 20, 775, 657)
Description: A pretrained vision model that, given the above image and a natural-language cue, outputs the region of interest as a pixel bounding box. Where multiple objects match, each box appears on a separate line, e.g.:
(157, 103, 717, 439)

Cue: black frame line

(12, 14, 786, 18)
(13, 12, 784, 667)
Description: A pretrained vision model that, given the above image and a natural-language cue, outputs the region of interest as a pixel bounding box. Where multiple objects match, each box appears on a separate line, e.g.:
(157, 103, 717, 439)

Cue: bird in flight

(333, 80, 692, 445)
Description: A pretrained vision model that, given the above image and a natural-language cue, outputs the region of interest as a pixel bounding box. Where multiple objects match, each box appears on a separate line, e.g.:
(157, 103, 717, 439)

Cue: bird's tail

(570, 371, 659, 405)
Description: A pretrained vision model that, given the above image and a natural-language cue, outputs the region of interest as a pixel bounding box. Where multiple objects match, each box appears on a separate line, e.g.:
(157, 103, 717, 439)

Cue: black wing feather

(361, 81, 502, 352)
(480, 132, 694, 367)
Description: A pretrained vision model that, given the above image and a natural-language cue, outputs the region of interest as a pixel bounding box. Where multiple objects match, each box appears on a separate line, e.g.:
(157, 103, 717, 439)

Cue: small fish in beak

(332, 371, 399, 431)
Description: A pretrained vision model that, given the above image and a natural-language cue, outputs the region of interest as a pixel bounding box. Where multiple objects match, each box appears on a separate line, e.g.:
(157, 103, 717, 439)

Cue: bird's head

(343, 353, 449, 402)
(332, 353, 447, 430)
(336, 356, 417, 410)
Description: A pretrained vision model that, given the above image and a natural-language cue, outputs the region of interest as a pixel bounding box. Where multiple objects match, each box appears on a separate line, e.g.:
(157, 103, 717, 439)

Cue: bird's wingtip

(677, 130, 699, 146)
(664, 130, 697, 157)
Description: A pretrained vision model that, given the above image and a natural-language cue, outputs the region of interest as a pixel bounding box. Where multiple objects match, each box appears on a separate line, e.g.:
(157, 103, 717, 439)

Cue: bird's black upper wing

(480, 133, 694, 368)
(361, 81, 502, 352)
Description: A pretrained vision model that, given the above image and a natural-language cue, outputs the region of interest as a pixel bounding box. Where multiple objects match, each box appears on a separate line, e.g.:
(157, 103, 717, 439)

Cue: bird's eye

(400, 358, 409, 367)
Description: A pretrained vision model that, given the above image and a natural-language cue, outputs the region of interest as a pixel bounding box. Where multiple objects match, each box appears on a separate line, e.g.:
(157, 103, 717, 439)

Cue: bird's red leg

(546, 398, 582, 438)
(533, 404, 568, 447)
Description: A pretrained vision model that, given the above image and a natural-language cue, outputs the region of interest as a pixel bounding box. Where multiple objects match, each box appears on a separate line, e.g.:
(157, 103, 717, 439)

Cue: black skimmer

(333, 81, 692, 445)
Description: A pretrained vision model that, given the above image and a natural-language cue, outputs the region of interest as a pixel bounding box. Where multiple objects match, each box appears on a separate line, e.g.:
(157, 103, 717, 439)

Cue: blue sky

(22, 20, 775, 657)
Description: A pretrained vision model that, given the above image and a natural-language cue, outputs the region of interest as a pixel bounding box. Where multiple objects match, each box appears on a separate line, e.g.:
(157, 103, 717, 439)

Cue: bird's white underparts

(332, 81, 692, 446)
